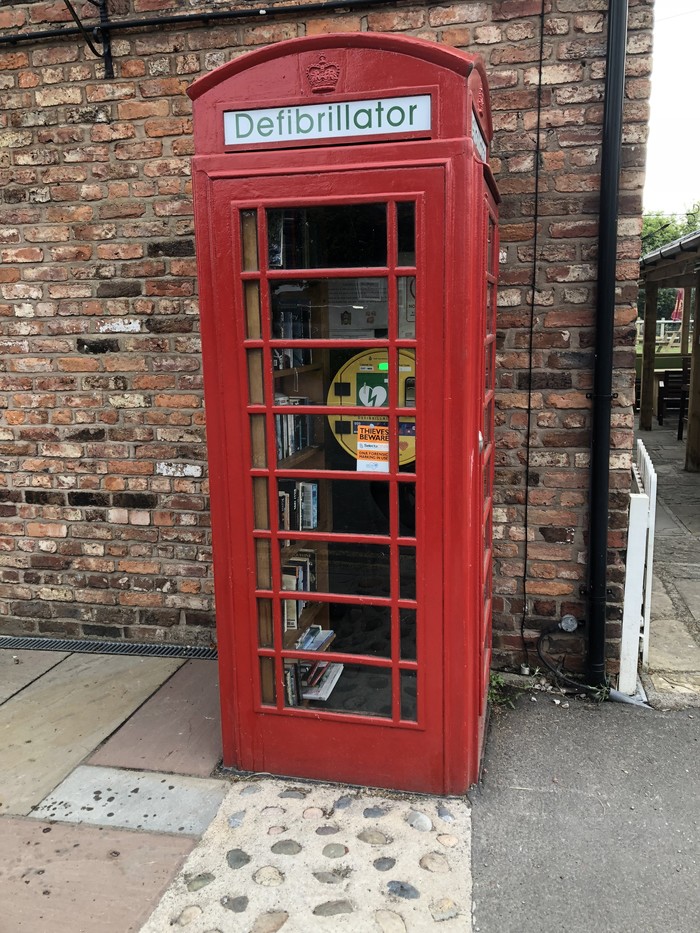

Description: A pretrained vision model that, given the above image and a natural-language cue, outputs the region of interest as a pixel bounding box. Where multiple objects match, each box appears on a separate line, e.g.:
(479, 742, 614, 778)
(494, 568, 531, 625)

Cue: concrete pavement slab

(31, 764, 228, 836)
(653, 499, 685, 536)
(648, 616, 700, 672)
(675, 579, 700, 621)
(0, 649, 69, 703)
(89, 659, 221, 777)
(139, 777, 472, 932)
(0, 816, 194, 933)
(0, 654, 182, 815)
(471, 697, 700, 933)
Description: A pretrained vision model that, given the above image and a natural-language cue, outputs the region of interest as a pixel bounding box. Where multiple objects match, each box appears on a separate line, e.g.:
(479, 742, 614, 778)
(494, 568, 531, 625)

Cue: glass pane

(267, 204, 387, 269)
(400, 609, 416, 660)
(270, 278, 388, 340)
(397, 202, 416, 266)
(487, 284, 496, 337)
(247, 349, 265, 405)
(275, 412, 321, 467)
(256, 539, 271, 589)
(258, 599, 273, 647)
(260, 656, 275, 704)
(284, 660, 392, 718)
(244, 281, 261, 339)
(400, 545, 416, 601)
(483, 397, 494, 447)
(278, 539, 390, 598)
(398, 482, 416, 537)
(282, 601, 392, 658)
(397, 276, 416, 338)
(241, 210, 258, 271)
(250, 415, 267, 468)
(487, 216, 495, 275)
(253, 477, 269, 529)
(395, 347, 416, 407)
(400, 669, 417, 721)
(484, 340, 494, 392)
(277, 477, 391, 536)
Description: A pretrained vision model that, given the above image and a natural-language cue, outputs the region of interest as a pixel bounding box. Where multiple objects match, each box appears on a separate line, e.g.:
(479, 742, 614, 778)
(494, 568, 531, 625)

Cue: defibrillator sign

(357, 425, 390, 473)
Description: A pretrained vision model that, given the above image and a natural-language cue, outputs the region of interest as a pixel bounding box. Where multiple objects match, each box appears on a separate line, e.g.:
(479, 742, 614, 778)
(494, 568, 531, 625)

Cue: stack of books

(274, 394, 313, 461)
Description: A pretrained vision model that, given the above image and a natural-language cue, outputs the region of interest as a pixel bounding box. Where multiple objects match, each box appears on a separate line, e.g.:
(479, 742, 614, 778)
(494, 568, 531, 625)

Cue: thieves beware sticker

(357, 425, 390, 473)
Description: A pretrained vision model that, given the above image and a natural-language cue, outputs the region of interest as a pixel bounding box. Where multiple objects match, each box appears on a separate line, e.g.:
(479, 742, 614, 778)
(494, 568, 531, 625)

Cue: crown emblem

(477, 87, 485, 116)
(306, 55, 340, 94)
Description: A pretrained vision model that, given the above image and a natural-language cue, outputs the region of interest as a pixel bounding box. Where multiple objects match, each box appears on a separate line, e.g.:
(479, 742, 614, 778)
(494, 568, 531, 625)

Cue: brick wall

(0, 1, 652, 671)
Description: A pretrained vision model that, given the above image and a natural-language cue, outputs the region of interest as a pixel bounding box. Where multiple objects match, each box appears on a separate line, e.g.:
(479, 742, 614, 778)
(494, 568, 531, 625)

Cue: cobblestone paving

(139, 777, 471, 932)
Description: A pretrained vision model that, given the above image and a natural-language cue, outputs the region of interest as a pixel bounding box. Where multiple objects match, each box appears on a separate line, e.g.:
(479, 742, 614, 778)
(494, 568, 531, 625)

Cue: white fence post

(619, 492, 649, 694)
(637, 440, 657, 670)
(619, 439, 657, 693)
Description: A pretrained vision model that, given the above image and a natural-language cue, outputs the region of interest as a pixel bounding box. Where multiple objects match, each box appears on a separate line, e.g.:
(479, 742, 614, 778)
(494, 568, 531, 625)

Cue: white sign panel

(224, 95, 431, 146)
(471, 110, 487, 161)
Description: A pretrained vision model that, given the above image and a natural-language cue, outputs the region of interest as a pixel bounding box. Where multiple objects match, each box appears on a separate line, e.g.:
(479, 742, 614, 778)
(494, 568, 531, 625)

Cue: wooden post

(685, 275, 700, 471)
(681, 287, 692, 357)
(639, 281, 658, 431)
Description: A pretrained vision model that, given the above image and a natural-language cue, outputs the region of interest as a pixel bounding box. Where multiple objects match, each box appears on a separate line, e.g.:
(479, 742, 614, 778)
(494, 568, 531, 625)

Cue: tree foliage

(638, 201, 700, 319)
(641, 201, 700, 255)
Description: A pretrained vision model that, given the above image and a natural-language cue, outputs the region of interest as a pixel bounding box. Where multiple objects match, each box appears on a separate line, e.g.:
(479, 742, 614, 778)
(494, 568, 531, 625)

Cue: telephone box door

(204, 165, 448, 791)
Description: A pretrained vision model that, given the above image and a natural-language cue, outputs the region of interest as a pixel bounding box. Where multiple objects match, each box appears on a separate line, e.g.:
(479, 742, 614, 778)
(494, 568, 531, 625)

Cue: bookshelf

(269, 279, 337, 706)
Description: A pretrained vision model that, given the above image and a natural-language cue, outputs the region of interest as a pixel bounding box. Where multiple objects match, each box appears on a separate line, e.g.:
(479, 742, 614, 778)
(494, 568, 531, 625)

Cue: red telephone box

(188, 33, 499, 794)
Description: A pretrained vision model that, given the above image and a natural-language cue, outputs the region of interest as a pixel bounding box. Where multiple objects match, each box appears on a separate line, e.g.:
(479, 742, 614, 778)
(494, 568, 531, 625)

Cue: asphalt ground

(470, 695, 700, 933)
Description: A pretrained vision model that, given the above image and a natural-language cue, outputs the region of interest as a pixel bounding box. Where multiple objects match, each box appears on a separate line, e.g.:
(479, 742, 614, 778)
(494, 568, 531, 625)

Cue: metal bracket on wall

(62, 0, 114, 78)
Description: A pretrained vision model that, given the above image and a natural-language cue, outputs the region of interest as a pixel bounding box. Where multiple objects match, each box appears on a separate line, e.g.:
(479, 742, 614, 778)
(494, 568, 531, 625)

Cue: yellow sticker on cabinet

(327, 348, 416, 466)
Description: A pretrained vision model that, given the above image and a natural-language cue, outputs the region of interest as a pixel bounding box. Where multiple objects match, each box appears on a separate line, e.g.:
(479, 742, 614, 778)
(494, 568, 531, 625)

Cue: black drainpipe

(587, 0, 629, 686)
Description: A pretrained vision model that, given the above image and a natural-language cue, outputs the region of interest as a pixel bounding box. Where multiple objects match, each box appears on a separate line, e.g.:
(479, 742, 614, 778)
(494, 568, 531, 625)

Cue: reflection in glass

(283, 660, 392, 718)
(487, 284, 496, 337)
(247, 349, 264, 405)
(250, 415, 266, 468)
(397, 202, 416, 266)
(260, 656, 275, 704)
(270, 278, 388, 341)
(396, 275, 416, 340)
(398, 483, 416, 537)
(487, 216, 495, 275)
(400, 608, 416, 660)
(256, 539, 271, 589)
(281, 600, 392, 659)
(277, 477, 391, 536)
(241, 210, 258, 271)
(279, 539, 390, 598)
(244, 281, 261, 339)
(252, 477, 269, 529)
(483, 397, 493, 447)
(267, 204, 387, 269)
(484, 341, 493, 392)
(258, 599, 273, 647)
(400, 545, 416, 601)
(400, 669, 417, 721)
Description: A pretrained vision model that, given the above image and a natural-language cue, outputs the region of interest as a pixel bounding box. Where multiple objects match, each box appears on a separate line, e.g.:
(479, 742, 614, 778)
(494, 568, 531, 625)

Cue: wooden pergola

(639, 229, 700, 471)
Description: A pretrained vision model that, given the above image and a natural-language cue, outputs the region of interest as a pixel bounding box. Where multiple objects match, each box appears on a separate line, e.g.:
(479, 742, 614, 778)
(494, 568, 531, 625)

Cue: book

(298, 481, 318, 529)
(302, 662, 343, 701)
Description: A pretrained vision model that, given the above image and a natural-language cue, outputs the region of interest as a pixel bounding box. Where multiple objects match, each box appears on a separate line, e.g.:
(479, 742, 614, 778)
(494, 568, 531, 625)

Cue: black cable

(535, 628, 598, 695)
(519, 0, 546, 666)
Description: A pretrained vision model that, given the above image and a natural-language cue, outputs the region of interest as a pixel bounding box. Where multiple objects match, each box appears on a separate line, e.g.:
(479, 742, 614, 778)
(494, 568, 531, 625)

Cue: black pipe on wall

(587, 0, 629, 686)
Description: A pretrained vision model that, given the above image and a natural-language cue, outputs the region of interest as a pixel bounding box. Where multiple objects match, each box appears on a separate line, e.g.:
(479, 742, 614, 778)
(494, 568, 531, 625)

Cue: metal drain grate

(0, 635, 217, 661)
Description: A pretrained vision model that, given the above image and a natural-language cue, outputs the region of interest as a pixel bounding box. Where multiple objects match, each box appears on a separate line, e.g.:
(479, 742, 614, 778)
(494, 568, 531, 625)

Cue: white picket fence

(619, 439, 657, 694)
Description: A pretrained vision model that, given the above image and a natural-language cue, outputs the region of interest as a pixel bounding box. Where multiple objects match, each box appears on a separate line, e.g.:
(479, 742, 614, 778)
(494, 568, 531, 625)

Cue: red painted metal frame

(188, 34, 498, 794)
